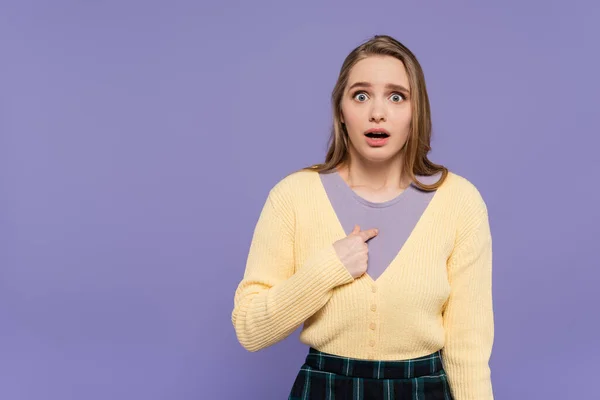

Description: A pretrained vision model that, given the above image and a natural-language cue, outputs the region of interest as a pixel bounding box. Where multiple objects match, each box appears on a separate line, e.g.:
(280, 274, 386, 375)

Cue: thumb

(351, 225, 360, 235)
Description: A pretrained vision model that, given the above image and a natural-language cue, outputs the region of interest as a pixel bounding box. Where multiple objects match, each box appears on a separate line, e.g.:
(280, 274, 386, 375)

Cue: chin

(356, 148, 400, 163)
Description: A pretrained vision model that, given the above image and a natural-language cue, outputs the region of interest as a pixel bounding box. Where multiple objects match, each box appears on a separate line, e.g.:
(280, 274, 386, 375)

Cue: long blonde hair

(303, 34, 448, 191)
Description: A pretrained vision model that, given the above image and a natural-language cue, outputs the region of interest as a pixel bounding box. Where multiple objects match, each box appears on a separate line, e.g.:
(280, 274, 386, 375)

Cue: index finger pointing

(359, 228, 379, 242)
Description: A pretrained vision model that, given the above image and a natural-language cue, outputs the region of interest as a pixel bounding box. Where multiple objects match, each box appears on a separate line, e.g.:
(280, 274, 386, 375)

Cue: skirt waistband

(305, 348, 445, 380)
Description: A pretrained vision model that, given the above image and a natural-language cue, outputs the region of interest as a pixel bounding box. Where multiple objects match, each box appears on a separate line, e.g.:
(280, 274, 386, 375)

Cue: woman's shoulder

(441, 170, 489, 216)
(266, 167, 320, 203)
(443, 170, 482, 192)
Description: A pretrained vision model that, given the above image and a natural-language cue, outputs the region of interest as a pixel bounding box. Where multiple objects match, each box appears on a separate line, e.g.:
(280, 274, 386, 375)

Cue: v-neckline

(315, 170, 444, 285)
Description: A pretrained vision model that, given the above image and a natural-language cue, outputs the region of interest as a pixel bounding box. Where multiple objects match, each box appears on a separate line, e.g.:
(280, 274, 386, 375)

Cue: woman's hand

(333, 225, 378, 279)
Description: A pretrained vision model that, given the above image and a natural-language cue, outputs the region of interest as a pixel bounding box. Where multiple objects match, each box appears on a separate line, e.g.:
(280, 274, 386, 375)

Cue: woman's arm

(231, 186, 354, 352)
(441, 191, 495, 400)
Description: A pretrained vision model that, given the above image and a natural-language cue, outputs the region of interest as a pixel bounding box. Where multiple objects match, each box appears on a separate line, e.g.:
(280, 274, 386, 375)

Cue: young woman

(232, 35, 494, 400)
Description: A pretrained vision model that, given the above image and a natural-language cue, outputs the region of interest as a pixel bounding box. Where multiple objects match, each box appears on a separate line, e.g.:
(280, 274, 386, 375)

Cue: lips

(364, 129, 390, 147)
(364, 128, 390, 139)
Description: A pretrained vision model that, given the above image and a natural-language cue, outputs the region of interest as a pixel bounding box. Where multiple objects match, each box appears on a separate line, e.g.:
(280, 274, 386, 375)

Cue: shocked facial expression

(340, 55, 412, 163)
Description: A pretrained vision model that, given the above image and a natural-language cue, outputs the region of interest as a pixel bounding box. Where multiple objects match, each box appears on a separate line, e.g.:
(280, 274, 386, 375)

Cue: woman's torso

(286, 169, 462, 360)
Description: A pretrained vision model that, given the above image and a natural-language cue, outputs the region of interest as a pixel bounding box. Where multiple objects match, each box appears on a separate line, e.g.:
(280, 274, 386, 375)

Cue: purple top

(319, 170, 443, 281)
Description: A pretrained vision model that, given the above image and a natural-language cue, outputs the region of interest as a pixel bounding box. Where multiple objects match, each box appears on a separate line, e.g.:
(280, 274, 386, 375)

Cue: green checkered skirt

(288, 348, 453, 399)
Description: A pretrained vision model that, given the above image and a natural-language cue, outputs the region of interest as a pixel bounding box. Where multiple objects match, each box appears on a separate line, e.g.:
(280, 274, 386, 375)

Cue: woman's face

(340, 55, 412, 164)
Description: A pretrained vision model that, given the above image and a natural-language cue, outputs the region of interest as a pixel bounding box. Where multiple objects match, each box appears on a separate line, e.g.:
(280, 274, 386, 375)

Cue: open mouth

(364, 132, 390, 139)
(364, 130, 390, 147)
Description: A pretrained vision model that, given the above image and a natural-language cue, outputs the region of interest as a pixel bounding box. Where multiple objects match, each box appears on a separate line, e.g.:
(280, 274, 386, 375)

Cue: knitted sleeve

(441, 187, 495, 400)
(231, 184, 354, 352)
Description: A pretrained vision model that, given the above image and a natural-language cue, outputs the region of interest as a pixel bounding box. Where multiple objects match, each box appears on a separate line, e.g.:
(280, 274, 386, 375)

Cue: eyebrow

(348, 81, 410, 93)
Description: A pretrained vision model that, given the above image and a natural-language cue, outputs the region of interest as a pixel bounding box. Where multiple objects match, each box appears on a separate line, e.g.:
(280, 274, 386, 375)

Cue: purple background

(1, 1, 599, 399)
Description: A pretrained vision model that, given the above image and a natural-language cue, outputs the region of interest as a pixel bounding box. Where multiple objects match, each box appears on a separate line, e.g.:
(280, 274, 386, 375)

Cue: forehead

(347, 55, 409, 87)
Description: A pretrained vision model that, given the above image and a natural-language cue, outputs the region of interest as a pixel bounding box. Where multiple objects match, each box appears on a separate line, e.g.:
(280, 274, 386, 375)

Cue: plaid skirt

(289, 348, 453, 400)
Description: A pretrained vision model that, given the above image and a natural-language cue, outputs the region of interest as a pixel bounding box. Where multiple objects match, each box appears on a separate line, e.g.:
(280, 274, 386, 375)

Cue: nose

(369, 100, 386, 123)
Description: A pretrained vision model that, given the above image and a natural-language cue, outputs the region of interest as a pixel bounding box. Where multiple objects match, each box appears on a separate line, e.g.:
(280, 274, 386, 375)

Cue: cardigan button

(369, 322, 376, 330)
(371, 286, 377, 293)
(370, 304, 377, 312)
(369, 339, 376, 347)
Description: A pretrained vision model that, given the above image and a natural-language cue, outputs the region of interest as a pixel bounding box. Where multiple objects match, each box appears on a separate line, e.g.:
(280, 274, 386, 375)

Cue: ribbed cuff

(304, 244, 355, 288)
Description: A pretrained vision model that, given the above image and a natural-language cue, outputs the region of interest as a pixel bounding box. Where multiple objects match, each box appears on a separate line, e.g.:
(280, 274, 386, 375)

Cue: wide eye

(390, 93, 405, 103)
(353, 91, 369, 102)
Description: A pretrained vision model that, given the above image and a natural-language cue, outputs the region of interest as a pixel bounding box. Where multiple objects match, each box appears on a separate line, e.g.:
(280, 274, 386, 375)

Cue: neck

(339, 149, 409, 192)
